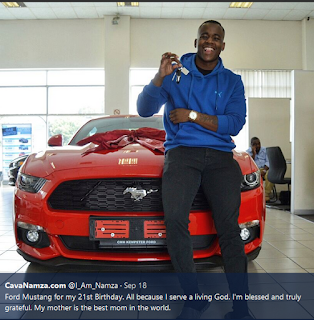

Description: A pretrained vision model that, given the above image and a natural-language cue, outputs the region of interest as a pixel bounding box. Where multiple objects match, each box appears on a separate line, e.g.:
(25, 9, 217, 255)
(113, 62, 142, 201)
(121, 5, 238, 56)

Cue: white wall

(0, 18, 307, 113)
(248, 98, 291, 159)
(131, 19, 302, 70)
(0, 17, 307, 115)
(0, 20, 105, 69)
(291, 70, 314, 215)
(248, 98, 291, 194)
(0, 18, 305, 70)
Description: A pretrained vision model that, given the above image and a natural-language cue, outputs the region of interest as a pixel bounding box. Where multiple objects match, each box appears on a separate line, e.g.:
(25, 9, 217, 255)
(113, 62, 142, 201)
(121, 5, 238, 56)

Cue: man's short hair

(251, 137, 260, 144)
(198, 20, 225, 37)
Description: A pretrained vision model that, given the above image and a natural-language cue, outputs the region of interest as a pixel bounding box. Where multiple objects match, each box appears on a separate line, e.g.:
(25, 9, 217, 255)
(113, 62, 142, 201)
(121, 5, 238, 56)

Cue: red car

(14, 115, 265, 270)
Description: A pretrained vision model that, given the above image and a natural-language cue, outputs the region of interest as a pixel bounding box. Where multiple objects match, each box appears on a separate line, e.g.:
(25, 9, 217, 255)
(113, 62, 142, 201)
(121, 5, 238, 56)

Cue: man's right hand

(251, 145, 257, 159)
(153, 52, 182, 87)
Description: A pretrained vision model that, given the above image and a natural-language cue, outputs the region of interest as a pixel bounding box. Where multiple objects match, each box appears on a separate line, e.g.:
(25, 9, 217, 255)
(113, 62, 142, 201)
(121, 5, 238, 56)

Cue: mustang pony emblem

(123, 187, 158, 201)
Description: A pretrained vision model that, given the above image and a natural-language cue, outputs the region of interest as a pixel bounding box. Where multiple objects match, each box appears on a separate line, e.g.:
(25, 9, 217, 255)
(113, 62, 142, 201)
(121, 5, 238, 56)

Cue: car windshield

(69, 116, 164, 145)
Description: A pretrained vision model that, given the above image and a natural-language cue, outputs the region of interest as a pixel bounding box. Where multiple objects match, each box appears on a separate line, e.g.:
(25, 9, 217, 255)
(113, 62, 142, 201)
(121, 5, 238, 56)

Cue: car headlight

(17, 173, 47, 193)
(10, 159, 25, 169)
(241, 171, 260, 191)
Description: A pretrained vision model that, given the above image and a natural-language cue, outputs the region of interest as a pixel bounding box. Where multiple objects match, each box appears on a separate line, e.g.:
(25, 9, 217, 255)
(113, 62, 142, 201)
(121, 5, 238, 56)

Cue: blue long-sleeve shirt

(137, 53, 246, 153)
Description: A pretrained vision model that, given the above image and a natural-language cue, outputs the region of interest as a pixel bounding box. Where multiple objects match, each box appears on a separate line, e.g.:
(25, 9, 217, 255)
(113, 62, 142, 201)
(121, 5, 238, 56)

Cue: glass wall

(0, 69, 104, 181)
(129, 69, 164, 116)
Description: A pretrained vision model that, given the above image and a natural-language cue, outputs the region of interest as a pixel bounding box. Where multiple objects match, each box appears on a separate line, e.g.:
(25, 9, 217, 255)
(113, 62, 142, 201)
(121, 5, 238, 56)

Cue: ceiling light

(229, 2, 253, 8)
(2, 2, 26, 7)
(117, 2, 139, 7)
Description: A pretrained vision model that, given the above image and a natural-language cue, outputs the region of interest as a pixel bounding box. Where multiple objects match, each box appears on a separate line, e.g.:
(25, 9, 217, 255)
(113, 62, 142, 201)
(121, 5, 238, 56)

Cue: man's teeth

(204, 48, 214, 52)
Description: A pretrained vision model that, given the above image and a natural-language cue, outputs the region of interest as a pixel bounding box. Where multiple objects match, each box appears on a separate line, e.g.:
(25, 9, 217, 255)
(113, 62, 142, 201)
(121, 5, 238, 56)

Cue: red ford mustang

(14, 115, 265, 270)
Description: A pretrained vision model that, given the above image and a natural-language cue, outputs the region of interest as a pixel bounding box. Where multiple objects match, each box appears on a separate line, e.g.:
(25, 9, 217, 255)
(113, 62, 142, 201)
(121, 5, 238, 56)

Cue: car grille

(48, 178, 210, 212)
(59, 234, 217, 252)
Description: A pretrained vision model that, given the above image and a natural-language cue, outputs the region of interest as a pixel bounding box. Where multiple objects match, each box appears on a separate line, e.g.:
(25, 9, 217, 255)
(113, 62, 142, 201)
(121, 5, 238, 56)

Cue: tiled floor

(1, 184, 314, 274)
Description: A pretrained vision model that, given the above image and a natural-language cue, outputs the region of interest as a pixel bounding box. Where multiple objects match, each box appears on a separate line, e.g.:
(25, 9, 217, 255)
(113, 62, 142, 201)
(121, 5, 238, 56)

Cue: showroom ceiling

(0, 2, 314, 21)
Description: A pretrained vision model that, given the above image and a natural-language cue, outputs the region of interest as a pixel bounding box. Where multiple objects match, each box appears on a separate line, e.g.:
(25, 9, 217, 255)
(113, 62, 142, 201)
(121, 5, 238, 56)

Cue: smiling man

(137, 20, 251, 319)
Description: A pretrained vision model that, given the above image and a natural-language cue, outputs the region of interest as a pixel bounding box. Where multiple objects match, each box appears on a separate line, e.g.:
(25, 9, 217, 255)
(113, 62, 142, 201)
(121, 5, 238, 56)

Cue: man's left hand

(169, 108, 190, 124)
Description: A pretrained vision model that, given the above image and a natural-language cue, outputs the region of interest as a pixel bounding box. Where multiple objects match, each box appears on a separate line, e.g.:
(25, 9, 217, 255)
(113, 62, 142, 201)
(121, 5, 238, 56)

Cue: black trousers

(162, 146, 249, 303)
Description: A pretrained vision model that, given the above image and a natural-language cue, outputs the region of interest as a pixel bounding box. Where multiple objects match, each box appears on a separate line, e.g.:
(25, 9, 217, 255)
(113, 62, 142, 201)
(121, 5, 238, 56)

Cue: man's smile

(204, 47, 214, 54)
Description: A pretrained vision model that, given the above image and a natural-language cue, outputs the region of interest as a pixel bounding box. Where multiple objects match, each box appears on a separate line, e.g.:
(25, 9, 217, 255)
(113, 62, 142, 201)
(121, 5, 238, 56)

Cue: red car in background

(13, 115, 265, 270)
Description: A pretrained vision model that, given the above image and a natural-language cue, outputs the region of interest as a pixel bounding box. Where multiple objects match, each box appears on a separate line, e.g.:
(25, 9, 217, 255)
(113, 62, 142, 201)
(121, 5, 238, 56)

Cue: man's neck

(195, 55, 219, 71)
(196, 65, 212, 75)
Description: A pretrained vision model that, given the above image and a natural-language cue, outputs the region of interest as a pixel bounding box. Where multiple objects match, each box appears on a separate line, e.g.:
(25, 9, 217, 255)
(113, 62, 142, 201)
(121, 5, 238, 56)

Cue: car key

(176, 67, 182, 84)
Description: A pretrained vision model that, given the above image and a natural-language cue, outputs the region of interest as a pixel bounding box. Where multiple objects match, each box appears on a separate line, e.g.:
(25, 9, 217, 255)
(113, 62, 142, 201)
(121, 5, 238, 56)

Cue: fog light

(17, 221, 50, 248)
(26, 230, 39, 243)
(240, 228, 250, 241)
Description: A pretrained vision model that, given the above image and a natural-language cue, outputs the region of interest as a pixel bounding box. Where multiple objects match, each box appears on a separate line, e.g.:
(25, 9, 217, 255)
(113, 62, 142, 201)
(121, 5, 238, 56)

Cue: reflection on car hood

(21, 143, 165, 179)
(234, 149, 258, 175)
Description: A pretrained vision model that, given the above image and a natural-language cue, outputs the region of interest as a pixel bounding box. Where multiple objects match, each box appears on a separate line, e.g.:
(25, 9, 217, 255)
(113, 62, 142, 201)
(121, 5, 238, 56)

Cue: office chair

(266, 146, 291, 204)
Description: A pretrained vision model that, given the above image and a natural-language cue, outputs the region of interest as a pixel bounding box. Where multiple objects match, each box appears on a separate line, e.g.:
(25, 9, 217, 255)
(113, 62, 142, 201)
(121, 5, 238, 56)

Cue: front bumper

(17, 247, 261, 271)
(14, 178, 265, 266)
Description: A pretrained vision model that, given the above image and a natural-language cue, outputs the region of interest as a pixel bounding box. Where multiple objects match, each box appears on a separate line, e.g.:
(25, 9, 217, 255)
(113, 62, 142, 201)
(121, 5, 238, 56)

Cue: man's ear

(194, 39, 197, 48)
(222, 42, 225, 51)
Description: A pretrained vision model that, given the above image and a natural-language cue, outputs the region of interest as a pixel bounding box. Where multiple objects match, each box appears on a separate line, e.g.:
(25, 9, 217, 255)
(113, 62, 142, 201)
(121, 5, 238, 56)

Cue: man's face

(251, 139, 261, 153)
(194, 22, 225, 69)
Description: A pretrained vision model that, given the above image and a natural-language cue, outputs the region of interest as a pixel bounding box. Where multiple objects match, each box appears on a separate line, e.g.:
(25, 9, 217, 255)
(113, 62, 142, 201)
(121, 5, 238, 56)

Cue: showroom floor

(1, 184, 314, 274)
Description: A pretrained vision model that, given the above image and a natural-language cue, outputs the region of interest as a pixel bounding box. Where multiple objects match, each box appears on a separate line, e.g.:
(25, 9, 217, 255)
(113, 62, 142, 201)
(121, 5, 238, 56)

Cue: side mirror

(48, 134, 63, 147)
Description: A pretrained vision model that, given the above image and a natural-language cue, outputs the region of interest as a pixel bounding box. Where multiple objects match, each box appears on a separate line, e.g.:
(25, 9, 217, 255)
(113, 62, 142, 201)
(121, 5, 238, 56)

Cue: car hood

(21, 143, 165, 179)
(233, 149, 258, 174)
(21, 143, 256, 181)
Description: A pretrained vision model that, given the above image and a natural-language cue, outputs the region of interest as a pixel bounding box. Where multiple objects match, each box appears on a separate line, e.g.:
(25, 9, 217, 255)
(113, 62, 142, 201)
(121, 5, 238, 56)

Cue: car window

(89, 127, 97, 136)
(69, 116, 164, 145)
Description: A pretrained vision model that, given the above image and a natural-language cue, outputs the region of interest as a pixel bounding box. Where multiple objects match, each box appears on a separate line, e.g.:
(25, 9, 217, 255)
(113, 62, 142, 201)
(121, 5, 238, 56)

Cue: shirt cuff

(216, 115, 228, 134)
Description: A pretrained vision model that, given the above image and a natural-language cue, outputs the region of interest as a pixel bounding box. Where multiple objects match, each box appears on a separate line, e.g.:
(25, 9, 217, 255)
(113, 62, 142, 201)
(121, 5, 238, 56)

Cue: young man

(247, 137, 274, 202)
(137, 20, 251, 319)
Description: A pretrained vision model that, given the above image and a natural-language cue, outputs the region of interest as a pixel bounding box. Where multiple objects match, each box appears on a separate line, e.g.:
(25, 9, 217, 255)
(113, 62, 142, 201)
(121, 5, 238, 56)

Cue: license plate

(144, 220, 166, 238)
(89, 217, 167, 248)
(92, 220, 129, 239)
